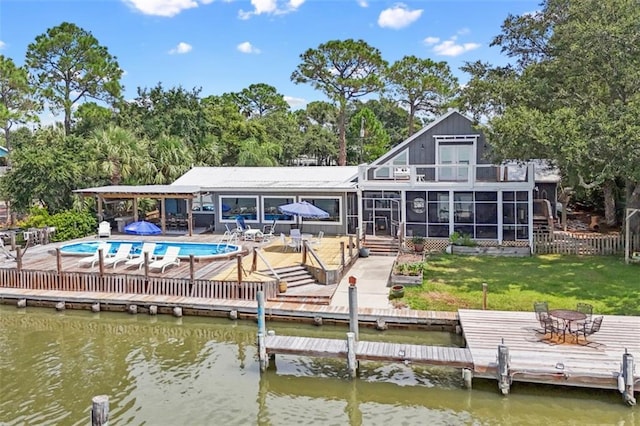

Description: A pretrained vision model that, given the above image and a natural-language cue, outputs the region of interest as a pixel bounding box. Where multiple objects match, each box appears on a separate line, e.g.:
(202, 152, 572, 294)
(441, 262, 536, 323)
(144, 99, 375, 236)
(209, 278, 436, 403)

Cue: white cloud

(122, 0, 212, 17)
(237, 41, 261, 54)
(356, 0, 368, 7)
(169, 42, 193, 54)
(0, 40, 5, 50)
(432, 36, 480, 57)
(284, 95, 306, 109)
(423, 36, 440, 45)
(457, 28, 470, 35)
(378, 3, 422, 29)
(238, 0, 305, 20)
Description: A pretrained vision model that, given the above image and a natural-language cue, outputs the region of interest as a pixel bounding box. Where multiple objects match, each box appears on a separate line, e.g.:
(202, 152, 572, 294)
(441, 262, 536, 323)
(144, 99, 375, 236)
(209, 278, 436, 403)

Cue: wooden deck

(265, 334, 473, 368)
(0, 233, 356, 300)
(459, 309, 640, 390)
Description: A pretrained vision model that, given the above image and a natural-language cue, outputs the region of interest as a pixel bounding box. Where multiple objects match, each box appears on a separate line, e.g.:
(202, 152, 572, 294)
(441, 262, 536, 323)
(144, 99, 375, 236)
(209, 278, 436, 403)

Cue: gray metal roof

(74, 185, 201, 196)
(172, 166, 359, 191)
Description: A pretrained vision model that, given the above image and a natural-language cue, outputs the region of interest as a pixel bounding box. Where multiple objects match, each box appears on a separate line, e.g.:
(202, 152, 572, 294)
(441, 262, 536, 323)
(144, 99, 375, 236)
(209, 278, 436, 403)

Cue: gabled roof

(172, 166, 359, 192)
(370, 109, 469, 166)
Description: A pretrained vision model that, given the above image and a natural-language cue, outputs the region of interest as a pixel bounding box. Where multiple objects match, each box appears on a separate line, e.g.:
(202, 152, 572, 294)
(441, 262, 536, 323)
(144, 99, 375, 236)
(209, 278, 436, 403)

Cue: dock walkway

(265, 334, 473, 368)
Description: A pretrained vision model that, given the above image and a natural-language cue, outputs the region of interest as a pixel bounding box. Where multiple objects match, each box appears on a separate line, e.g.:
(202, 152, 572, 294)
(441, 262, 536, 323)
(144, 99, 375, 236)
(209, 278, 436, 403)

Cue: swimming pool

(59, 240, 242, 260)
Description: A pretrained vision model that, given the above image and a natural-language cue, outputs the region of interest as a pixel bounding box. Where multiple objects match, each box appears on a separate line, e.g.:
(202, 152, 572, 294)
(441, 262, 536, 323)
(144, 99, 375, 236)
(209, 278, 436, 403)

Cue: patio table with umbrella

(124, 220, 162, 236)
(278, 201, 329, 231)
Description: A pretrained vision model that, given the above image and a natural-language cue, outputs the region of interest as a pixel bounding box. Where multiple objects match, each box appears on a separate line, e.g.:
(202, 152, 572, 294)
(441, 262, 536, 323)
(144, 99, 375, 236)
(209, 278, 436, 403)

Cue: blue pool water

(60, 240, 241, 259)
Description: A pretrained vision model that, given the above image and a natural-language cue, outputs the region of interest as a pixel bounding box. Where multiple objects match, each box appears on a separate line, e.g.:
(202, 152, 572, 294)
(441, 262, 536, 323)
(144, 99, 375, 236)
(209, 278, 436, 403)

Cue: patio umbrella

(124, 220, 162, 235)
(278, 201, 329, 230)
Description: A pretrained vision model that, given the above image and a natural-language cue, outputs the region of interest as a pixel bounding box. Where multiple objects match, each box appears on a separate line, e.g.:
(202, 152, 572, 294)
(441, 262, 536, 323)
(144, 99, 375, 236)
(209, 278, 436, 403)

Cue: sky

(0, 0, 539, 112)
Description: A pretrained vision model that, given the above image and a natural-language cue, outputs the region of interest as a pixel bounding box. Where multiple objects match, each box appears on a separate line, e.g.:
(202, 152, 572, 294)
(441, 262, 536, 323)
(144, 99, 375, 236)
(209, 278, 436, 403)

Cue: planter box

(450, 245, 530, 257)
(390, 273, 423, 286)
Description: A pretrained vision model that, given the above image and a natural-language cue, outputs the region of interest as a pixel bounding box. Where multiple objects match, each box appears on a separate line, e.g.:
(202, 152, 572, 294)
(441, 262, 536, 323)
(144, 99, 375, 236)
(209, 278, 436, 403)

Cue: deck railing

(0, 268, 277, 300)
(358, 163, 534, 186)
(533, 232, 640, 255)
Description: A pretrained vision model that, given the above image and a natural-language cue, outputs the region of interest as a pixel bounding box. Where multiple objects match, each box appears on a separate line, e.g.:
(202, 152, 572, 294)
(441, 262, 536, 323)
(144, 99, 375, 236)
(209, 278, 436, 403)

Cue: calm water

(0, 306, 636, 425)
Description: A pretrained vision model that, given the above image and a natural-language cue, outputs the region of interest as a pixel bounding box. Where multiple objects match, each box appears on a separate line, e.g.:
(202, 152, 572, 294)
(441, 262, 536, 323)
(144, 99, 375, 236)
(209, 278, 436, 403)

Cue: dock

(265, 334, 473, 368)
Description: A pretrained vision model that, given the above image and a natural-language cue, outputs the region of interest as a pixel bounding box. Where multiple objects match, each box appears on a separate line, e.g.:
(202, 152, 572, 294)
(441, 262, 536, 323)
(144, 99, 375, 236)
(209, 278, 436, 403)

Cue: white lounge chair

(124, 242, 157, 269)
(98, 221, 111, 238)
(148, 246, 181, 273)
(78, 243, 111, 268)
(310, 231, 324, 246)
(102, 243, 133, 268)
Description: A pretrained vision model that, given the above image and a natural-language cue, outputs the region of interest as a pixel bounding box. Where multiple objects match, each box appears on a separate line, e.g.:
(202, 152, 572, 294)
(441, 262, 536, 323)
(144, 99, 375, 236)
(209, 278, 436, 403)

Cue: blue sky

(0, 0, 538, 110)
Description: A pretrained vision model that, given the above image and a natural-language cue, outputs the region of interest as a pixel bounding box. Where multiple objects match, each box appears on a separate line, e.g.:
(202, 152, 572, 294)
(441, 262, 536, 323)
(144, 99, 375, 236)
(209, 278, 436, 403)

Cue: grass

(404, 254, 640, 315)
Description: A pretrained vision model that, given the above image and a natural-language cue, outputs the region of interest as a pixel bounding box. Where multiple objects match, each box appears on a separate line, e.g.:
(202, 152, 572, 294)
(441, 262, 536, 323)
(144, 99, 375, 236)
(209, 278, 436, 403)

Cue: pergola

(624, 208, 640, 264)
(74, 185, 202, 236)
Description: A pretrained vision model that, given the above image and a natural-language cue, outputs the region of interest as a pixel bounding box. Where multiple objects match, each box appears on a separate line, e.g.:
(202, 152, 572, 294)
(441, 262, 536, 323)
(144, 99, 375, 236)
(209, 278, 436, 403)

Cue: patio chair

(78, 243, 111, 268)
(102, 243, 133, 268)
(310, 231, 324, 246)
(280, 233, 299, 252)
(572, 316, 604, 344)
(537, 311, 561, 337)
(262, 220, 277, 242)
(533, 301, 549, 318)
(98, 221, 111, 238)
(148, 246, 181, 273)
(124, 242, 157, 269)
(576, 302, 593, 321)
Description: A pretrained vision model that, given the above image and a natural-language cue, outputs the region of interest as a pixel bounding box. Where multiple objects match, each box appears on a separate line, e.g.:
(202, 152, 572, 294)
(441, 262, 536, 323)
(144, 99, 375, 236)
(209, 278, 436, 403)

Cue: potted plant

(411, 235, 425, 253)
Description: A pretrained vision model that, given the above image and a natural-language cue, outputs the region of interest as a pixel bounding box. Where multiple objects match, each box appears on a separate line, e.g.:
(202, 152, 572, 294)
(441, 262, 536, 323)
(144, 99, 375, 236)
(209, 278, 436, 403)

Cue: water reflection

(0, 306, 635, 425)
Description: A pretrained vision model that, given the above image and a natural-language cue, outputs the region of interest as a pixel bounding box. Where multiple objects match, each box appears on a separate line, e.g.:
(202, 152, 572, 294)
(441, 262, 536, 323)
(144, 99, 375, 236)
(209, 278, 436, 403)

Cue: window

(427, 191, 449, 237)
(262, 197, 295, 222)
(438, 144, 473, 181)
(220, 196, 258, 222)
(300, 197, 341, 223)
(502, 191, 529, 241)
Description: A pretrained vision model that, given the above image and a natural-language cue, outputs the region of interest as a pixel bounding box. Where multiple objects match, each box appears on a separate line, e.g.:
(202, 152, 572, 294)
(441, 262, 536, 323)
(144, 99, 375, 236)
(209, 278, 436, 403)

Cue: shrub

(18, 207, 96, 242)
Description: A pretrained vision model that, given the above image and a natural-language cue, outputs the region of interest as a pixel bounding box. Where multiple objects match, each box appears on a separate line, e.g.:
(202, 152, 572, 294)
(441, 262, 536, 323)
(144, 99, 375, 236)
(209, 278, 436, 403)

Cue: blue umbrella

(278, 201, 329, 231)
(124, 220, 162, 235)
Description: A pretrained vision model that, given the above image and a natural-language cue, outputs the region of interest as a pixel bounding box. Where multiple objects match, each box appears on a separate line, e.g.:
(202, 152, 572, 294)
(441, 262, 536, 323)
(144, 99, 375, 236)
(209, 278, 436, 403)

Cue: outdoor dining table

(549, 309, 587, 342)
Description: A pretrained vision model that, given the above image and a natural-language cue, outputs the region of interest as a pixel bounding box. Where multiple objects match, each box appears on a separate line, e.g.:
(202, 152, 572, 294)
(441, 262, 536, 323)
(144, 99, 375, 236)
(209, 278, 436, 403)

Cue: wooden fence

(533, 232, 640, 255)
(0, 268, 277, 301)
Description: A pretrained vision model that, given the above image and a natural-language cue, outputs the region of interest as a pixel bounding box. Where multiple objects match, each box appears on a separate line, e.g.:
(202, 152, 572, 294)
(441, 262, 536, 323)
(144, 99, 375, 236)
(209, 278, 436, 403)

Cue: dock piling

(348, 277, 358, 341)
(16, 299, 26, 309)
(258, 332, 267, 372)
(462, 368, 473, 389)
(91, 394, 109, 426)
(621, 352, 636, 406)
(347, 332, 357, 379)
(497, 344, 511, 395)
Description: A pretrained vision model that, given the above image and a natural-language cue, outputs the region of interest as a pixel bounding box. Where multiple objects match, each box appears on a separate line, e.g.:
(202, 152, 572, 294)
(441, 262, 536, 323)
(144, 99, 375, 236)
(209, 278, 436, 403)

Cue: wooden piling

(348, 277, 358, 341)
(482, 283, 488, 310)
(497, 344, 510, 395)
(91, 303, 100, 313)
(347, 332, 357, 379)
(148, 305, 157, 315)
(252, 249, 258, 273)
(462, 368, 473, 389)
(257, 291, 266, 336)
(55, 301, 65, 311)
(91, 394, 109, 426)
(16, 299, 26, 309)
(172, 307, 183, 317)
(127, 305, 137, 315)
(258, 332, 267, 372)
(340, 241, 345, 267)
(621, 352, 636, 406)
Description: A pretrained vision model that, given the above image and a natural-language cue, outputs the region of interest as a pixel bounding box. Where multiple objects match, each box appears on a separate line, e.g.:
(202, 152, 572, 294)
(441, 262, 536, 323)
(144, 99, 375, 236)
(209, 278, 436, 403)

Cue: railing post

(189, 255, 195, 296)
(236, 254, 243, 284)
(355, 228, 360, 250)
(252, 248, 258, 272)
(16, 246, 22, 271)
(348, 235, 354, 260)
(340, 241, 345, 268)
(302, 243, 307, 264)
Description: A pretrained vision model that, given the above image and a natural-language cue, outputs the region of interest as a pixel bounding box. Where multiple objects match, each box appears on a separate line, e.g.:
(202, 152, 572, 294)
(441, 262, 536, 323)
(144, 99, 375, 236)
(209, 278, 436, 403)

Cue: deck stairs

(363, 236, 399, 256)
(260, 265, 333, 305)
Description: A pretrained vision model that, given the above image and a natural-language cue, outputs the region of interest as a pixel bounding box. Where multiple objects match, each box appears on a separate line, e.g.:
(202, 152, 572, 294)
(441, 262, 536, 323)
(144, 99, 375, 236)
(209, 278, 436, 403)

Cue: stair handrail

(251, 247, 282, 282)
(302, 241, 329, 272)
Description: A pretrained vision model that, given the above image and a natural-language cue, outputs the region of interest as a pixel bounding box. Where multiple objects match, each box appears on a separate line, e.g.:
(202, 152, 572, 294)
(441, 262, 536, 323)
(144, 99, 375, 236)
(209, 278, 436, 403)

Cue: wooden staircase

(260, 265, 335, 305)
(362, 236, 399, 256)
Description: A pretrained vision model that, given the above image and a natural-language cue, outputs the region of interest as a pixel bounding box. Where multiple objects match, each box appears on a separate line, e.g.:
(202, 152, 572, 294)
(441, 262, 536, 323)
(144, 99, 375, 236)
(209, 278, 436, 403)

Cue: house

(77, 111, 557, 248)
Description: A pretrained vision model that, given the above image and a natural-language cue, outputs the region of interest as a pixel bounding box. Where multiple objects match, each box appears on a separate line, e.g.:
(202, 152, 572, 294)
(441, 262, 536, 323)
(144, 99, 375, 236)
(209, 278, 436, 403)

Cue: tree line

(1, 0, 639, 233)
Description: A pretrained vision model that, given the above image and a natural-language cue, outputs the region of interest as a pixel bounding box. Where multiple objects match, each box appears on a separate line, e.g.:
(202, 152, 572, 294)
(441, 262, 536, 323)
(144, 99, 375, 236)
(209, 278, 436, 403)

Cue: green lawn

(404, 254, 640, 315)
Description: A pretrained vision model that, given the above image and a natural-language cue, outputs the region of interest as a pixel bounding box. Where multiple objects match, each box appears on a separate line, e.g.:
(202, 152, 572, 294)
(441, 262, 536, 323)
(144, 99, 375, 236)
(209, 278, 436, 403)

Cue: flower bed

(389, 252, 425, 287)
